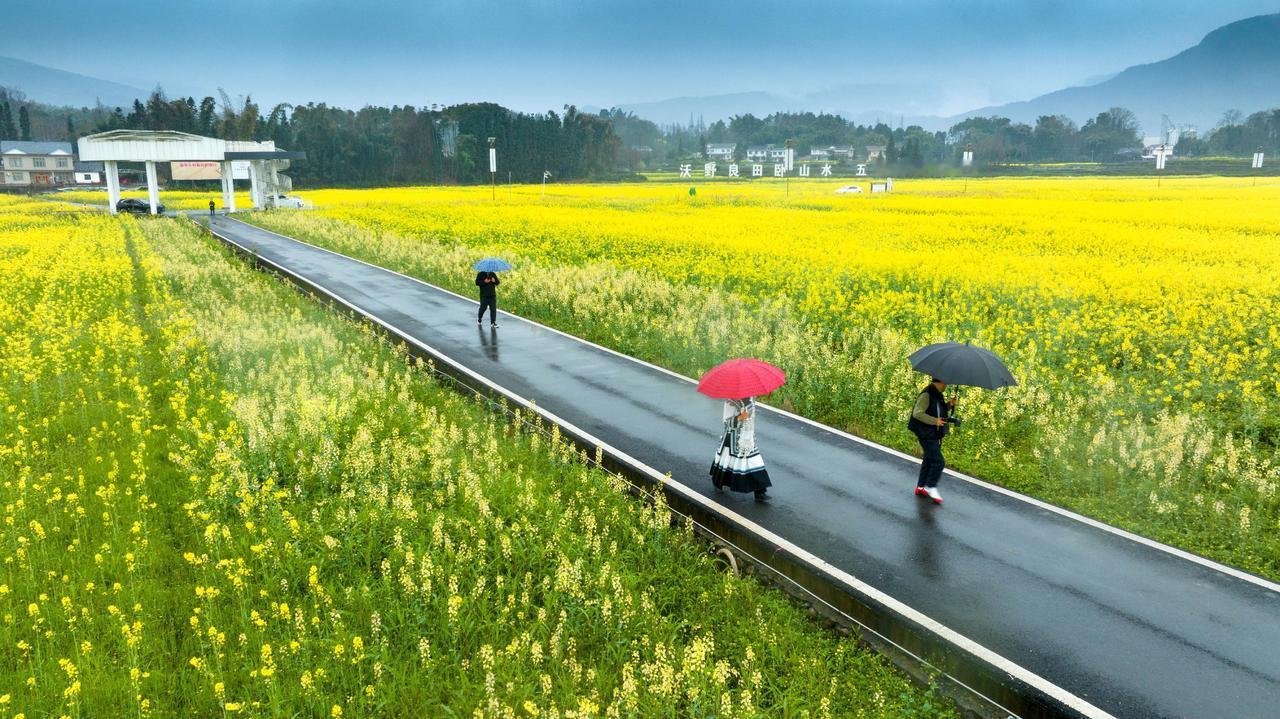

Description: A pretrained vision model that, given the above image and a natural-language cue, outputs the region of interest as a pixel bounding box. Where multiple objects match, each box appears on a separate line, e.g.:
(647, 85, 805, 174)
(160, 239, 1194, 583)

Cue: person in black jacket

(908, 377, 956, 504)
(476, 271, 500, 327)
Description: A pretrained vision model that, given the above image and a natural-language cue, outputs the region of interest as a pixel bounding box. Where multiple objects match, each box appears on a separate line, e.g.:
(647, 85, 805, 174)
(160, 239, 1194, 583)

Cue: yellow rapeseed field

(248, 176, 1280, 577)
(0, 196, 952, 717)
(53, 189, 252, 211)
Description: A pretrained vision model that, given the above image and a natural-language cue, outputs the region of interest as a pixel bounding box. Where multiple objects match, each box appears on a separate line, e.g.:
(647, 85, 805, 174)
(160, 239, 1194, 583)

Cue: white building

(1, 140, 76, 187)
(74, 160, 104, 185)
(829, 145, 858, 160)
(706, 143, 736, 160)
(746, 144, 788, 162)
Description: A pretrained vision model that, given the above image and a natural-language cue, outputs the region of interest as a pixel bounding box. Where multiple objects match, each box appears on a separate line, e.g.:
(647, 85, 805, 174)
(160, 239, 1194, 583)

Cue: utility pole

(785, 139, 794, 198)
(488, 137, 497, 200)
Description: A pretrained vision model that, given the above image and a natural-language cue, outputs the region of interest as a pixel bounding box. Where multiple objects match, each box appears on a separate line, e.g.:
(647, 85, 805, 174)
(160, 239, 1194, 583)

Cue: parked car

(271, 194, 305, 209)
(835, 185, 864, 194)
(116, 198, 165, 215)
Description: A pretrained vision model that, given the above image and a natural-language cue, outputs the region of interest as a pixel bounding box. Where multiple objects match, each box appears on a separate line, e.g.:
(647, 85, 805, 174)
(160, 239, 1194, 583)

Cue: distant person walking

(209, 199, 216, 216)
(908, 377, 956, 504)
(476, 270, 500, 327)
(710, 397, 772, 502)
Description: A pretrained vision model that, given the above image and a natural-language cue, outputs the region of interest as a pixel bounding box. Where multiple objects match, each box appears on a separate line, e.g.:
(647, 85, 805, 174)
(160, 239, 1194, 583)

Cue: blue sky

(3, 0, 1276, 114)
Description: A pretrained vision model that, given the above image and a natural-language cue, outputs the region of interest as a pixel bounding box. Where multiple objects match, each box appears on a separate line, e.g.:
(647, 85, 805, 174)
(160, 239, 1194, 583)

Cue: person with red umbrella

(699, 358, 786, 503)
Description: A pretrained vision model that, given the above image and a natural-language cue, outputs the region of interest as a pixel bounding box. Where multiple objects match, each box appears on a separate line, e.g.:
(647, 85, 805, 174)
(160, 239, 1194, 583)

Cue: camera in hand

(946, 416, 963, 427)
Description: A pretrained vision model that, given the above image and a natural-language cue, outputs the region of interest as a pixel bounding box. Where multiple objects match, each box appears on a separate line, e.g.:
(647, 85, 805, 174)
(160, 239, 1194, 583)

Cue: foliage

(0, 195, 953, 717)
(248, 177, 1280, 579)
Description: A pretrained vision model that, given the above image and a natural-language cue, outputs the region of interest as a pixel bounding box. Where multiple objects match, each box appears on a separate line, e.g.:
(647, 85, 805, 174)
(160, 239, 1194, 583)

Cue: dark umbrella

(908, 341, 1017, 389)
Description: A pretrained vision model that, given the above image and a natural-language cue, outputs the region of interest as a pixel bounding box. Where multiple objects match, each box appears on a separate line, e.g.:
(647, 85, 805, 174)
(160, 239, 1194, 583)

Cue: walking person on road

(905, 341, 1017, 506)
(209, 199, 216, 216)
(476, 270, 500, 327)
(472, 258, 510, 328)
(908, 377, 956, 504)
(698, 358, 785, 504)
(710, 397, 772, 502)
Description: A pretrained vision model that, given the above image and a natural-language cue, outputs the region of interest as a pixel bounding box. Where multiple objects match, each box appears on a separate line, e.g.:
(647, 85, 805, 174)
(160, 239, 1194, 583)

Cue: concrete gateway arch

(77, 130, 305, 215)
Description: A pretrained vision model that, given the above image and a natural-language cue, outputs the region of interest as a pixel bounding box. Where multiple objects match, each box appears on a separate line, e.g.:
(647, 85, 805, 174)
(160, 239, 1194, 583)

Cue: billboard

(171, 161, 221, 181)
(170, 161, 252, 181)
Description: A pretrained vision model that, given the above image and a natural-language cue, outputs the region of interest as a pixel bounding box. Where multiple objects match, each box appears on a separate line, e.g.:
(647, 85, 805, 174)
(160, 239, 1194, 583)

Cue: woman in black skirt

(710, 397, 771, 502)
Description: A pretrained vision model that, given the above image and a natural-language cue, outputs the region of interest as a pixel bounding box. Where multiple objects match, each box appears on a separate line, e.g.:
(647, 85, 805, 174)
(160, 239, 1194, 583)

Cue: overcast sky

(4, 0, 1276, 115)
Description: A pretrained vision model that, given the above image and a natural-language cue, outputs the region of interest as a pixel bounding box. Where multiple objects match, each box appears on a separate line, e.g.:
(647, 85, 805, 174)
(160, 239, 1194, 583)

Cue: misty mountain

(952, 13, 1280, 134)
(605, 84, 948, 128)
(0, 56, 150, 109)
(607, 14, 1280, 136)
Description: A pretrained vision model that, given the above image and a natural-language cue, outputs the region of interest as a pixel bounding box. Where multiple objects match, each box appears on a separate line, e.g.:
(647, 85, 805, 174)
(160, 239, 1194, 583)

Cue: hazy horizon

(4, 0, 1278, 117)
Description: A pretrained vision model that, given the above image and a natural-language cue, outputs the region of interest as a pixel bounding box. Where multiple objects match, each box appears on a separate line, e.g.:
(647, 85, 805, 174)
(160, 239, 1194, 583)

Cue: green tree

(197, 97, 218, 136)
(1032, 115, 1077, 161)
(18, 105, 31, 140)
(1079, 107, 1141, 161)
(0, 102, 14, 138)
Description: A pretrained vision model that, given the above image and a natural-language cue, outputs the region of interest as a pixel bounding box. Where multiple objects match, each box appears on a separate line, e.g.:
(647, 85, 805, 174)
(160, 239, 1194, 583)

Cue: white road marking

(219, 217, 1280, 594)
(205, 218, 1122, 718)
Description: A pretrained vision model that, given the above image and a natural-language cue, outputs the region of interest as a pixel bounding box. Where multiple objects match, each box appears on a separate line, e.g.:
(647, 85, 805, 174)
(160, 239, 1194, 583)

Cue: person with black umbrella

(906, 341, 1017, 506)
(908, 377, 955, 504)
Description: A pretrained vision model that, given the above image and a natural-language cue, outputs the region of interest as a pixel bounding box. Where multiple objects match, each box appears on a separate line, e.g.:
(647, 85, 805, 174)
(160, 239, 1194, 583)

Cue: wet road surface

(207, 215, 1280, 719)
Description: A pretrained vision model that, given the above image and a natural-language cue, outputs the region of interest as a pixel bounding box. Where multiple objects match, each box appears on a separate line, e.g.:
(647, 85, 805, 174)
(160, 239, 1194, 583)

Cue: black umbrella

(908, 341, 1017, 389)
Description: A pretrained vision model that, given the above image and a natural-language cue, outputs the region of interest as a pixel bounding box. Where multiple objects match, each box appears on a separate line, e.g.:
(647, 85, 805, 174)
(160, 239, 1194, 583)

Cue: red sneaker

(914, 487, 928, 497)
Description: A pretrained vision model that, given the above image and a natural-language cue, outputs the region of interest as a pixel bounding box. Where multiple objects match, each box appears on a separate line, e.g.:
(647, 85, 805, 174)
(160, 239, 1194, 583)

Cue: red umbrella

(697, 358, 787, 399)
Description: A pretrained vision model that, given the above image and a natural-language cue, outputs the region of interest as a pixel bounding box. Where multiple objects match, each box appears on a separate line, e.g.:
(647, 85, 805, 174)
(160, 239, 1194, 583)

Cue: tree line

(2, 87, 622, 185)
(4, 84, 1278, 183)
(611, 106, 1280, 170)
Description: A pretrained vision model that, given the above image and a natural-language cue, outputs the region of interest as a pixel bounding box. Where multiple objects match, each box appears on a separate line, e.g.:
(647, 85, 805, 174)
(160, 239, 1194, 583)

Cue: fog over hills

(0, 55, 148, 109)
(953, 13, 1280, 133)
(4, 13, 1278, 139)
(608, 13, 1280, 134)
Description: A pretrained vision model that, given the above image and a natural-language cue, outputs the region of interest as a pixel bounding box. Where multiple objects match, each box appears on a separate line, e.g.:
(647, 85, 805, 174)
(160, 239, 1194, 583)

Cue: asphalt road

(206, 215, 1280, 719)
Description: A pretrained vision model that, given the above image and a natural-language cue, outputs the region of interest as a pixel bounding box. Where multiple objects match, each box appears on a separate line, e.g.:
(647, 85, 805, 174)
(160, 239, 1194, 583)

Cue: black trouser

(917, 437, 945, 488)
(478, 295, 497, 324)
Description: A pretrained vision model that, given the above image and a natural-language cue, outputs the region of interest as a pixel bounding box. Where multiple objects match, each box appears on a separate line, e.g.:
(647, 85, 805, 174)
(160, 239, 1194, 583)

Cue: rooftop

(1, 140, 74, 155)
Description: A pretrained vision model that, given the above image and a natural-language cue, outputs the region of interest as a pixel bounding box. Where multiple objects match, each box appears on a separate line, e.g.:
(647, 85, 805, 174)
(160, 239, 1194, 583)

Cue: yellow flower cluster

(248, 176, 1280, 577)
(52, 189, 252, 211)
(1, 197, 953, 716)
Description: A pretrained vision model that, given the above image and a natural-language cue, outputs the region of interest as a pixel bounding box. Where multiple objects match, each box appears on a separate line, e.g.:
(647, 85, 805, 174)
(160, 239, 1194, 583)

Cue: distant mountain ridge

(0, 55, 149, 108)
(4, 13, 1279, 137)
(605, 84, 946, 128)
(954, 13, 1280, 133)
(608, 13, 1280, 134)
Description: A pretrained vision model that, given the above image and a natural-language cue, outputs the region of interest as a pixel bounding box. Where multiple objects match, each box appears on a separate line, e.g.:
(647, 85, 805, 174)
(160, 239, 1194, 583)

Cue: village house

(746, 144, 787, 162)
(1, 140, 75, 187)
(705, 143, 736, 160)
(829, 145, 858, 160)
